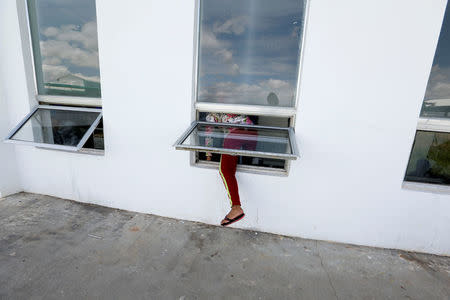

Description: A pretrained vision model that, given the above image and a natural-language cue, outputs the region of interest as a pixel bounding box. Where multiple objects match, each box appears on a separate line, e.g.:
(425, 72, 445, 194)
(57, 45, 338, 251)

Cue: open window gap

(197, 112, 291, 128)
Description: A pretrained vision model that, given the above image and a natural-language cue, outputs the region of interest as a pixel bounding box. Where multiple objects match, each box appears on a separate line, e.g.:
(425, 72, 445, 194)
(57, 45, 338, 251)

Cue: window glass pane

(421, 3, 450, 118)
(28, 0, 101, 98)
(182, 124, 292, 155)
(405, 130, 450, 185)
(11, 108, 100, 147)
(197, 0, 305, 107)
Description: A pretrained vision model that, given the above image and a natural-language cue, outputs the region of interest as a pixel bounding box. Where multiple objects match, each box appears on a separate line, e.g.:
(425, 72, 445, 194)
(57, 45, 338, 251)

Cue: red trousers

(219, 129, 257, 207)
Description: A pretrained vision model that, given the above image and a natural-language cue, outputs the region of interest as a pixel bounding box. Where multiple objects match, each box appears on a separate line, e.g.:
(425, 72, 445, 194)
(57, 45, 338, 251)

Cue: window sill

(38, 95, 102, 108)
(78, 148, 105, 156)
(35, 146, 105, 156)
(191, 154, 289, 177)
(402, 181, 450, 195)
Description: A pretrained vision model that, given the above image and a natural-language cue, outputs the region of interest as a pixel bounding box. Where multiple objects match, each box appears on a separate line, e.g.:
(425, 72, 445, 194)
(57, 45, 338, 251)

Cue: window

(405, 3, 450, 185)
(175, 122, 298, 159)
(4, 0, 104, 153)
(5, 105, 102, 151)
(174, 0, 308, 175)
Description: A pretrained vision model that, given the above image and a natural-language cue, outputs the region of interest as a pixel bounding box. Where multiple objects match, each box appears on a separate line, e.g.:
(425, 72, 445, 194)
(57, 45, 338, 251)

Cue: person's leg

(219, 154, 240, 206)
(219, 154, 244, 225)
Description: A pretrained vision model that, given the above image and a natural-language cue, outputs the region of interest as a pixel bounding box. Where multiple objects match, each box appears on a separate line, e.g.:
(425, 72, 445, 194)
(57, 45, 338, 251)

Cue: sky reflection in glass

(421, 2, 450, 118)
(197, 0, 305, 107)
(29, 0, 101, 98)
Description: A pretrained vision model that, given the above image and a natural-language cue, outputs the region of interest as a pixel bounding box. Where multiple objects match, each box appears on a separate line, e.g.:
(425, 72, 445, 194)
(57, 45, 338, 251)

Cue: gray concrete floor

(0, 193, 449, 300)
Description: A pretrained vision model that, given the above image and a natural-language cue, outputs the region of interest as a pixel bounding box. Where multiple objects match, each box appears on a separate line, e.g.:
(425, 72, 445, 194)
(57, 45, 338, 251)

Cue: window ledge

(402, 181, 450, 195)
(36, 146, 104, 156)
(38, 95, 102, 108)
(192, 160, 289, 177)
(78, 148, 105, 156)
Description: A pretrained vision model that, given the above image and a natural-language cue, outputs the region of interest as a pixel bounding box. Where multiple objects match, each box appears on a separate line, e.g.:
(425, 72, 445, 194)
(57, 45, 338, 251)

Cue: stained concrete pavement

(0, 193, 449, 299)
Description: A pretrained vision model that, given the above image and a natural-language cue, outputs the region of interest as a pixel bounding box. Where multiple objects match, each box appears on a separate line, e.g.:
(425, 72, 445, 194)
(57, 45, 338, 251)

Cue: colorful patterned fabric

(206, 113, 254, 125)
(205, 113, 253, 149)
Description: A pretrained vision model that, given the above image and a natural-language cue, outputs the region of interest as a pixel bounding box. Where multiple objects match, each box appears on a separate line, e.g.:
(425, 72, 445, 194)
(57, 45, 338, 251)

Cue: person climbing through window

(204, 113, 257, 226)
(203, 93, 279, 226)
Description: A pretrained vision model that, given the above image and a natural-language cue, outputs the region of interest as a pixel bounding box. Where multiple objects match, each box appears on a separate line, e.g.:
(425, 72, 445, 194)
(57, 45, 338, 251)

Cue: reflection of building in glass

(44, 74, 101, 97)
(406, 131, 450, 184)
(421, 98, 450, 118)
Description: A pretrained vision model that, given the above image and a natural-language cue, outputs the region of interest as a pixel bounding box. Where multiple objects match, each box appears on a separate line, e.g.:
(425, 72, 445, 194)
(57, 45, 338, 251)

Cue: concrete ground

(0, 193, 449, 300)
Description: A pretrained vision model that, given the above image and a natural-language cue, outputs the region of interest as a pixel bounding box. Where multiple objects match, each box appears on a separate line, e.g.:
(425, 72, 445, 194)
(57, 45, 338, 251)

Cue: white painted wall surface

(1, 0, 449, 255)
(0, 91, 21, 198)
(0, 1, 22, 197)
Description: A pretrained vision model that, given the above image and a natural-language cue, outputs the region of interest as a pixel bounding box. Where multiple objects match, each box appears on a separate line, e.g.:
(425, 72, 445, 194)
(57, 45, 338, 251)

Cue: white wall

(0, 1, 22, 197)
(0, 88, 21, 198)
(1, 0, 449, 255)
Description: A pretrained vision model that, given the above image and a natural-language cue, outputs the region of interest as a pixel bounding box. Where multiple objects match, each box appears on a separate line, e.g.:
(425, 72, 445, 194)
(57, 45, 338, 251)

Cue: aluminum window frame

(416, 117, 450, 133)
(4, 104, 102, 152)
(20, 0, 102, 108)
(186, 0, 310, 175)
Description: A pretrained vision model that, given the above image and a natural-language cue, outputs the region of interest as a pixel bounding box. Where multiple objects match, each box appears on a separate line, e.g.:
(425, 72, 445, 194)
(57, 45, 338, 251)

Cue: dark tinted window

(405, 130, 450, 185)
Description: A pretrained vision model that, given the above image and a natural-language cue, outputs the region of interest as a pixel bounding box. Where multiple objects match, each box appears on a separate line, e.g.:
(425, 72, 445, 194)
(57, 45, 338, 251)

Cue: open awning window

(174, 121, 299, 160)
(4, 105, 102, 152)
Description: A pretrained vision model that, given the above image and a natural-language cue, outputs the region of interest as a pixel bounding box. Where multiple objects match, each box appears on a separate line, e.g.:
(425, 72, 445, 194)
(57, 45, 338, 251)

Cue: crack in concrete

(316, 241, 339, 300)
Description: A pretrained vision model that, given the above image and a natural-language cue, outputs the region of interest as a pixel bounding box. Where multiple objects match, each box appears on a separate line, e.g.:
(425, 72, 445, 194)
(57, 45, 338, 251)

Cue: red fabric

(223, 128, 258, 150)
(220, 154, 240, 206)
(219, 129, 258, 207)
